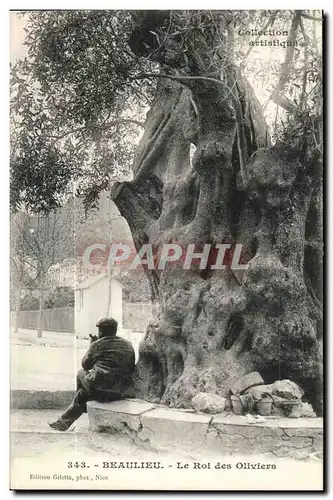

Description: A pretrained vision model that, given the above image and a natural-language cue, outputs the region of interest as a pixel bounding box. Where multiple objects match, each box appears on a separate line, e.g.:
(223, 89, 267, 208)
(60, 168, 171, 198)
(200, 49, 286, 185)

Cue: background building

(75, 273, 123, 338)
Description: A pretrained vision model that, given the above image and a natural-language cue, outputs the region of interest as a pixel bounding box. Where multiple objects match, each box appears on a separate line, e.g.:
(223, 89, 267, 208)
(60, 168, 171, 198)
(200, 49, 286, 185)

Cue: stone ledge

(11, 390, 75, 409)
(139, 407, 212, 450)
(87, 399, 156, 439)
(88, 399, 155, 415)
(87, 399, 324, 458)
(211, 412, 323, 429)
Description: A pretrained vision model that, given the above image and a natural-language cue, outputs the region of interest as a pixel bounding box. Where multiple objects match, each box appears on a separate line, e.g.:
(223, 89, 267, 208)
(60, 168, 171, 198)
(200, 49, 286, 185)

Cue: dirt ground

(11, 328, 143, 390)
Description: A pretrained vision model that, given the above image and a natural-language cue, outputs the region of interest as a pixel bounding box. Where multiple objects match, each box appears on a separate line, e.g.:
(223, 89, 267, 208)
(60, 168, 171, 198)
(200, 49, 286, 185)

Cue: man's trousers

(60, 369, 122, 427)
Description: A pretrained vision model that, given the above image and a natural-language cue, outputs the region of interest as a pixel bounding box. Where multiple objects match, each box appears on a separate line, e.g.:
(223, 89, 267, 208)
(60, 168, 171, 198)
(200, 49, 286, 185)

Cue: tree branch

(133, 72, 228, 88)
(266, 12, 301, 112)
(133, 72, 241, 106)
(78, 25, 114, 60)
(299, 17, 309, 108)
(277, 12, 301, 92)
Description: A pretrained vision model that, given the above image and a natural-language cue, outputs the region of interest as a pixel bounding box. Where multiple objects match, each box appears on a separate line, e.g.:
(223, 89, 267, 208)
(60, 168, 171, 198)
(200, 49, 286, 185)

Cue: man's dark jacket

(81, 335, 135, 394)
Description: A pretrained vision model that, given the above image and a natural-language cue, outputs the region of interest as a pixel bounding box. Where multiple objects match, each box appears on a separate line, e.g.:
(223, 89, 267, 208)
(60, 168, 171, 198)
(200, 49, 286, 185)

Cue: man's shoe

(48, 419, 72, 431)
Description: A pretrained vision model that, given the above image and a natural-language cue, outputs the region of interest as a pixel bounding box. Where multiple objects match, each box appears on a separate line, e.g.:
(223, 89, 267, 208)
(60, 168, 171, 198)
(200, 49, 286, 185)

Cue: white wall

(110, 278, 123, 327)
(75, 277, 123, 338)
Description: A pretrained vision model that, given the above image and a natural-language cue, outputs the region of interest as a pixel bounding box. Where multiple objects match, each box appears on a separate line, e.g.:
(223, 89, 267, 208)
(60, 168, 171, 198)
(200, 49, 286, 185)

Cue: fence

(123, 302, 153, 332)
(14, 308, 74, 333)
(13, 302, 153, 334)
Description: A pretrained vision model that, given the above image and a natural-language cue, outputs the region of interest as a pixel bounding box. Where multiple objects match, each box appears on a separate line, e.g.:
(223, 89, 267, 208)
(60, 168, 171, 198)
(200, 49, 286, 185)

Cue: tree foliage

(10, 10, 156, 212)
(44, 287, 75, 309)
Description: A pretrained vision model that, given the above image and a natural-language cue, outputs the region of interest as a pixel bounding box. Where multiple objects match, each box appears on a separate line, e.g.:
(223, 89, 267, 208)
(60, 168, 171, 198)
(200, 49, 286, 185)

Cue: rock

(191, 392, 226, 414)
(286, 403, 302, 418)
(245, 414, 266, 424)
(246, 379, 304, 401)
(300, 402, 316, 418)
(246, 385, 272, 401)
(230, 372, 264, 395)
(273, 380, 304, 400)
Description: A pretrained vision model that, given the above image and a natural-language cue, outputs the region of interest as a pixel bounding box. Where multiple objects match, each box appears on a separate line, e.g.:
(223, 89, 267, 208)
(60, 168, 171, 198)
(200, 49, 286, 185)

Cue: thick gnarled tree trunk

(112, 12, 322, 414)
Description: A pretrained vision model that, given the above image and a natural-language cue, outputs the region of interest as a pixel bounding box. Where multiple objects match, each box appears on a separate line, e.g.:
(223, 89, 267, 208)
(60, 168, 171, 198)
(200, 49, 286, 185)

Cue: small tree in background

(11, 207, 74, 337)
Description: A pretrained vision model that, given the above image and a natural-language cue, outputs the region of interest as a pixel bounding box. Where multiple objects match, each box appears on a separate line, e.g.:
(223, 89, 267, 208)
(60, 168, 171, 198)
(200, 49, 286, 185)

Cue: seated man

(49, 317, 135, 431)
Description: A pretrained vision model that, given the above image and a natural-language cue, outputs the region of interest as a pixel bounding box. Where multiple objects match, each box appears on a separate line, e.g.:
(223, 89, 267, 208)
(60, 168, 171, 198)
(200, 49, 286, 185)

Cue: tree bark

(112, 12, 323, 414)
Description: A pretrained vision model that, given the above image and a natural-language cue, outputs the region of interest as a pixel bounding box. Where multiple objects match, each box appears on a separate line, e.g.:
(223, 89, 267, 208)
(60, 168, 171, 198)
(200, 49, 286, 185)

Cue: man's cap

(96, 317, 117, 329)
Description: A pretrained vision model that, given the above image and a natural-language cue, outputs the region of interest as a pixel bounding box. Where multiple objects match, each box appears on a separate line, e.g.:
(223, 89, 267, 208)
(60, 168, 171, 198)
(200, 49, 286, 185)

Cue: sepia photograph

(9, 8, 324, 491)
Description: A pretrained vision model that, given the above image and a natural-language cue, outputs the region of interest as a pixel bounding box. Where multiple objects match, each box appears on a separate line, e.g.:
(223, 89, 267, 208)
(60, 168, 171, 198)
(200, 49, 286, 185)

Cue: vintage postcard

(10, 9, 324, 491)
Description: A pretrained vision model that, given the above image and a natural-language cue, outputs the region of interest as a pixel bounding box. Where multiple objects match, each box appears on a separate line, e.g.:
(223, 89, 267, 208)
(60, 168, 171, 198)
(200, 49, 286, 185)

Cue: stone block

(208, 415, 283, 455)
(230, 372, 264, 395)
(89, 399, 155, 414)
(279, 417, 323, 430)
(87, 399, 155, 438)
(139, 408, 211, 449)
(191, 392, 226, 413)
(208, 414, 323, 456)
